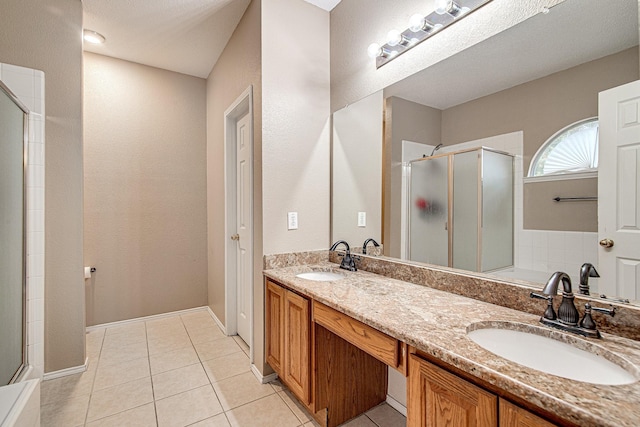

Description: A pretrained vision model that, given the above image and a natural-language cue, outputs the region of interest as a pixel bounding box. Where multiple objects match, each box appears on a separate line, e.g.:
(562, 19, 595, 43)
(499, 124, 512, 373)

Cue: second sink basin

(467, 322, 638, 385)
(296, 271, 345, 282)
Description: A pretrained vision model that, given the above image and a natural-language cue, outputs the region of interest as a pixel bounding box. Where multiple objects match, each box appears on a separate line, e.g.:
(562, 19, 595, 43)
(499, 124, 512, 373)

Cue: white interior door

(235, 113, 252, 343)
(598, 80, 640, 300)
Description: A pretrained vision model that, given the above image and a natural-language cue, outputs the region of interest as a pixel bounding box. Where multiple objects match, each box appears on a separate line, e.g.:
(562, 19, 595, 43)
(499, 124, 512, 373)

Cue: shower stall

(0, 79, 28, 386)
(408, 147, 514, 273)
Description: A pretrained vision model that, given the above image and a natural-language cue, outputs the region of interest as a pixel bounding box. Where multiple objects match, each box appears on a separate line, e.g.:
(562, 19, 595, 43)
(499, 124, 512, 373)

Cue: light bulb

(409, 14, 426, 32)
(83, 29, 106, 44)
(387, 30, 402, 47)
(367, 43, 382, 59)
(434, 0, 453, 15)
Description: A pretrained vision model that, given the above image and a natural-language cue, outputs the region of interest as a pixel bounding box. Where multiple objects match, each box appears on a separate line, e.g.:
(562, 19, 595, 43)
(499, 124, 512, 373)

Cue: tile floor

(40, 310, 406, 427)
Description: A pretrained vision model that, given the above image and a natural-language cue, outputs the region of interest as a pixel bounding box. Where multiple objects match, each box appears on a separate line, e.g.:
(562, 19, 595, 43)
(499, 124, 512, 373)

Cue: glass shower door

(408, 156, 449, 266)
(0, 81, 27, 385)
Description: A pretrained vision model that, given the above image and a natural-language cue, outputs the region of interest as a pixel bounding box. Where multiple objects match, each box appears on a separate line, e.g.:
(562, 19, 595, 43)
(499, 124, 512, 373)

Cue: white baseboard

(43, 358, 88, 381)
(386, 394, 407, 417)
(251, 364, 277, 384)
(86, 306, 209, 332)
(206, 306, 227, 335)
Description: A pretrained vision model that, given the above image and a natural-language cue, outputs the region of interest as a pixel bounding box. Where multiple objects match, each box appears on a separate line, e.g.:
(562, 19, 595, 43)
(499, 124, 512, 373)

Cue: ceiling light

(367, 0, 493, 68)
(83, 30, 106, 45)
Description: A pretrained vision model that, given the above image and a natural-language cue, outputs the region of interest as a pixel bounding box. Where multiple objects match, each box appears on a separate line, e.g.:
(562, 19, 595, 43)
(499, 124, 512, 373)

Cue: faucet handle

(579, 303, 597, 330)
(530, 292, 556, 321)
(591, 304, 616, 317)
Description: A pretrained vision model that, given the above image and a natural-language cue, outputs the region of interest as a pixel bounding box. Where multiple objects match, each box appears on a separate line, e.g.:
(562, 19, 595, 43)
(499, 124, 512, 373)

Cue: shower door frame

(0, 78, 29, 385)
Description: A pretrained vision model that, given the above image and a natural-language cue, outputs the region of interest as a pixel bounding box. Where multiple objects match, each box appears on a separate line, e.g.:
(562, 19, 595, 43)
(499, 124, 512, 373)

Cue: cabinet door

(408, 354, 497, 427)
(499, 399, 556, 427)
(265, 280, 285, 373)
(284, 290, 311, 404)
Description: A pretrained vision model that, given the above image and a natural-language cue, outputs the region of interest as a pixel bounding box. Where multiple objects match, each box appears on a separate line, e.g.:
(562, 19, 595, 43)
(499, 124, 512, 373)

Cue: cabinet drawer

(313, 302, 400, 369)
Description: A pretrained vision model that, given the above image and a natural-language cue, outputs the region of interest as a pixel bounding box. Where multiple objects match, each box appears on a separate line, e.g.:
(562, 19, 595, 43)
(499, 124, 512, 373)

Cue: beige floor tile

(188, 413, 231, 427)
(340, 415, 377, 427)
(194, 337, 242, 362)
(87, 329, 105, 358)
(87, 377, 154, 422)
(146, 316, 184, 331)
(150, 345, 200, 375)
(99, 340, 148, 366)
(213, 371, 275, 411)
(40, 370, 96, 405)
(187, 325, 226, 344)
(40, 393, 90, 427)
(226, 394, 300, 427)
(86, 402, 156, 427)
(93, 356, 150, 391)
(304, 420, 321, 427)
(102, 329, 147, 350)
(269, 379, 286, 392)
(181, 312, 218, 331)
(152, 362, 210, 400)
(365, 403, 406, 427)
(278, 389, 312, 423)
(104, 321, 146, 336)
(148, 332, 192, 355)
(232, 335, 249, 352)
(202, 352, 250, 383)
(156, 384, 223, 427)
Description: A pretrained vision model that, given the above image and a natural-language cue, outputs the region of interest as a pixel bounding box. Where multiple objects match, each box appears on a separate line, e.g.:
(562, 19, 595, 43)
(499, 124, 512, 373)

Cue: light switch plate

(358, 211, 366, 227)
(288, 212, 298, 230)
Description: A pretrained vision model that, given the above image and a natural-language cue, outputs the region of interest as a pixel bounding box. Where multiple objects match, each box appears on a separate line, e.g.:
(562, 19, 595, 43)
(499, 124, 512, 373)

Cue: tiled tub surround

(264, 260, 640, 427)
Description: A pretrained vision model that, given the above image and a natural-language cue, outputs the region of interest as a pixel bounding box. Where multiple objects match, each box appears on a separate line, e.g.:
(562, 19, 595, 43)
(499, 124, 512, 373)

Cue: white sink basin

(296, 271, 345, 282)
(467, 323, 638, 385)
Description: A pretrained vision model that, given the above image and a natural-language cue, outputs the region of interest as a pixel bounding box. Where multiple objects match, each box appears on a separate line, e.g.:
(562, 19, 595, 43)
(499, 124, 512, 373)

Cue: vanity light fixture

(83, 29, 106, 45)
(369, 0, 492, 68)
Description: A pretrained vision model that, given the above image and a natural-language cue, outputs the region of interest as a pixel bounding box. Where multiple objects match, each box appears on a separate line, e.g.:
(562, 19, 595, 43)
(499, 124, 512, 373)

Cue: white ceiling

(303, 0, 342, 11)
(385, 0, 638, 109)
(83, 0, 251, 78)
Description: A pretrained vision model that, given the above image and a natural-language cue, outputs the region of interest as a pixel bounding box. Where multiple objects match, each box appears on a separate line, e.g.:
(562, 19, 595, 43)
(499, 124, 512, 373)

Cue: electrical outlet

(358, 211, 366, 227)
(287, 212, 298, 230)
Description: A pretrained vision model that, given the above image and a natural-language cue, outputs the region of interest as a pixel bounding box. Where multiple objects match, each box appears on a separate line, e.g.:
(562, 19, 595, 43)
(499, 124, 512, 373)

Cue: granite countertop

(264, 263, 640, 427)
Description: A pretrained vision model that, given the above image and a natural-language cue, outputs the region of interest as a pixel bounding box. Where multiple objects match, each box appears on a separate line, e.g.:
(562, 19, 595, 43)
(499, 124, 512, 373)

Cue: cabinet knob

(231, 234, 240, 241)
(599, 238, 614, 248)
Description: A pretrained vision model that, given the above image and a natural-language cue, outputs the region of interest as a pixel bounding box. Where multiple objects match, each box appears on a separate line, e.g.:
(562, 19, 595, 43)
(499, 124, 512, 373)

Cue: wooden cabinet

(284, 290, 310, 403)
(265, 279, 311, 404)
(408, 354, 559, 427)
(499, 399, 556, 427)
(408, 354, 497, 427)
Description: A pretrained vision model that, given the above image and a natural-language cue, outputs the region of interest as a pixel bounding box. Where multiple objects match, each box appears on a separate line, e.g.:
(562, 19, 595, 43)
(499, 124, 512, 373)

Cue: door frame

(224, 86, 254, 361)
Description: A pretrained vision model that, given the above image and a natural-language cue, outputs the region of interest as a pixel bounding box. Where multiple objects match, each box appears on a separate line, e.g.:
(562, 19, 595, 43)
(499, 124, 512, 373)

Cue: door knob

(599, 238, 614, 248)
(231, 234, 240, 241)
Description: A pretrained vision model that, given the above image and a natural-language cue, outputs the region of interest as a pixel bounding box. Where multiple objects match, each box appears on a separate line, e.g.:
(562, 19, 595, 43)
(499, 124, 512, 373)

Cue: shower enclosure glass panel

(0, 82, 27, 385)
(452, 150, 479, 271)
(481, 150, 514, 271)
(409, 155, 449, 266)
(408, 147, 513, 272)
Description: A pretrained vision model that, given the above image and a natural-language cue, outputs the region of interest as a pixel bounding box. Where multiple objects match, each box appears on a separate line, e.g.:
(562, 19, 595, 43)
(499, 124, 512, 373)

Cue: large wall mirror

(0, 80, 28, 385)
(331, 0, 640, 302)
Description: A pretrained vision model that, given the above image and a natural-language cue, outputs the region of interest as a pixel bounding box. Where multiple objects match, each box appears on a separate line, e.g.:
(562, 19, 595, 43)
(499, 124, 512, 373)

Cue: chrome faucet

(362, 238, 380, 255)
(579, 263, 599, 295)
(531, 271, 601, 338)
(329, 240, 357, 271)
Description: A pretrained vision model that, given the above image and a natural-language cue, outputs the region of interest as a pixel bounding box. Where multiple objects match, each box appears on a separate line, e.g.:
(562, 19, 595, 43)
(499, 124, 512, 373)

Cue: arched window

(528, 118, 599, 177)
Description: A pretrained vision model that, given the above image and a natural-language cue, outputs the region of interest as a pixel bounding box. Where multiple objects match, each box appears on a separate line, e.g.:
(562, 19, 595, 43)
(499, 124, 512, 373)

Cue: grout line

(83, 329, 106, 426)
(144, 321, 161, 427)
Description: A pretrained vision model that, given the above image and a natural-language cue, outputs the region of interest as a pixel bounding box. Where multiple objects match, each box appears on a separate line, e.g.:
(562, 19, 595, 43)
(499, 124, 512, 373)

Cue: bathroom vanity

(263, 258, 640, 427)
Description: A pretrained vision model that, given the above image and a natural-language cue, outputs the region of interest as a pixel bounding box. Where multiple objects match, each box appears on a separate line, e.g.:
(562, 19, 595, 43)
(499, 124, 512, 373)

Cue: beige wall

(83, 53, 208, 326)
(205, 0, 263, 366)
(384, 97, 442, 257)
(442, 48, 638, 231)
(330, 0, 565, 112)
(262, 0, 331, 256)
(0, 0, 85, 372)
